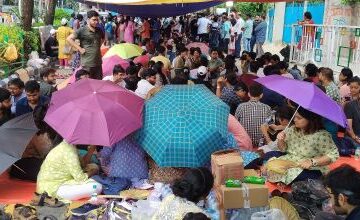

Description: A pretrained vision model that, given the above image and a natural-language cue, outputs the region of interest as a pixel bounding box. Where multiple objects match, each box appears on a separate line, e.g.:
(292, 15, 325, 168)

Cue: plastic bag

(3, 44, 18, 62)
(251, 209, 287, 220)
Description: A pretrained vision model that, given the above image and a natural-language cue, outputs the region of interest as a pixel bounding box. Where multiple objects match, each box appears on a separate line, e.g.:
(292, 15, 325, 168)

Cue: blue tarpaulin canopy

(77, 0, 222, 17)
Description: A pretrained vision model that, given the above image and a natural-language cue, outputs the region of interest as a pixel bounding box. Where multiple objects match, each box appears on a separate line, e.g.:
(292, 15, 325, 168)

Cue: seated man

(344, 77, 360, 147)
(75, 69, 90, 82)
(8, 78, 26, 115)
(235, 83, 272, 146)
(0, 88, 13, 126)
(135, 68, 157, 99)
(45, 29, 58, 58)
(16, 81, 49, 117)
(40, 68, 57, 97)
(102, 64, 127, 88)
(316, 165, 360, 220)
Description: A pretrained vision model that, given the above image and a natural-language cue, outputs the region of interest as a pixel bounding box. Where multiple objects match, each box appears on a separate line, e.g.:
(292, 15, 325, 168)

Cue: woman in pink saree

(124, 17, 135, 43)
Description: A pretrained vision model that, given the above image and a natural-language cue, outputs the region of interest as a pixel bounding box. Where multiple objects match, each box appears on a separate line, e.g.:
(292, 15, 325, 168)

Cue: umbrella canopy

(134, 55, 150, 67)
(103, 43, 143, 59)
(0, 113, 38, 174)
(186, 42, 209, 55)
(102, 55, 130, 77)
(255, 75, 347, 127)
(45, 78, 144, 146)
(137, 85, 229, 167)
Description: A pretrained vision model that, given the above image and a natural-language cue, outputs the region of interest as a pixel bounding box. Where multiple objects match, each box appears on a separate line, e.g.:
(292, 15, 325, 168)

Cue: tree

(21, 0, 34, 31)
(234, 2, 270, 17)
(44, 0, 56, 25)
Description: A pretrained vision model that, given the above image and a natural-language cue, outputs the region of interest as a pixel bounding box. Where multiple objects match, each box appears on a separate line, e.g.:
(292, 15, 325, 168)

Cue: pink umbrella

(45, 78, 144, 146)
(134, 55, 150, 67)
(186, 42, 209, 55)
(102, 55, 130, 77)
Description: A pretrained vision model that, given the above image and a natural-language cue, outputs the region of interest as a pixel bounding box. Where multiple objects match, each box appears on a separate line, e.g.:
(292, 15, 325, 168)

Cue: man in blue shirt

(16, 80, 49, 117)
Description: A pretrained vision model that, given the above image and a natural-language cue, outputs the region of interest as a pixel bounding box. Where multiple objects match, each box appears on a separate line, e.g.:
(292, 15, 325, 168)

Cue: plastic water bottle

(89, 184, 98, 202)
(355, 147, 360, 160)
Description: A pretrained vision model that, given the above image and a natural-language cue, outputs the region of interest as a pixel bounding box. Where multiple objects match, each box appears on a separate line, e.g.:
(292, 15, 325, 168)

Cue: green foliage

(0, 24, 41, 61)
(341, 0, 360, 5)
(0, 24, 24, 51)
(233, 2, 270, 17)
(54, 8, 72, 27)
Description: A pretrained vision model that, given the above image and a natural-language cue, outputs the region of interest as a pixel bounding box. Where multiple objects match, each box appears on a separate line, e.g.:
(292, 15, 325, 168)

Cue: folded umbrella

(0, 113, 38, 174)
(102, 55, 130, 77)
(137, 85, 229, 167)
(103, 43, 144, 59)
(45, 79, 144, 146)
(255, 75, 347, 127)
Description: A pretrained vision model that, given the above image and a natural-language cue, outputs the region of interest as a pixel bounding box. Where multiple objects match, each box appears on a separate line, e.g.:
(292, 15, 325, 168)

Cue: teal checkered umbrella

(137, 85, 230, 167)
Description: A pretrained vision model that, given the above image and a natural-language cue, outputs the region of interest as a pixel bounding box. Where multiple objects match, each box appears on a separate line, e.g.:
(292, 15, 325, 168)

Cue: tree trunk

(21, 0, 34, 31)
(44, 0, 56, 25)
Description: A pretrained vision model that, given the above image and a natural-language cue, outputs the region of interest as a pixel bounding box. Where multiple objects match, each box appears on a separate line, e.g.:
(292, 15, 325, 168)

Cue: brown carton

(211, 149, 244, 186)
(217, 184, 269, 209)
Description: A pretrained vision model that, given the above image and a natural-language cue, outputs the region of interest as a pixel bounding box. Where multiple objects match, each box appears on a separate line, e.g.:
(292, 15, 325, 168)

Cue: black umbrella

(0, 113, 38, 174)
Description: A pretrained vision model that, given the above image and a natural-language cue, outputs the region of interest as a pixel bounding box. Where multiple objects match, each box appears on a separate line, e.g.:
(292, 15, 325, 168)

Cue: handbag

(63, 44, 72, 55)
(32, 192, 68, 220)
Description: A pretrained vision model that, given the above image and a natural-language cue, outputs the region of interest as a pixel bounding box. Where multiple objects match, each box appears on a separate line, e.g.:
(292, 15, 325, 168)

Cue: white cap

(50, 29, 56, 35)
(61, 18, 68, 26)
(197, 66, 208, 76)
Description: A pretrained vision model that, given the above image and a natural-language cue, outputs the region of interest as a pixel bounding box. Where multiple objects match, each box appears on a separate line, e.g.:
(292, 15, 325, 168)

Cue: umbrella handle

(284, 105, 301, 133)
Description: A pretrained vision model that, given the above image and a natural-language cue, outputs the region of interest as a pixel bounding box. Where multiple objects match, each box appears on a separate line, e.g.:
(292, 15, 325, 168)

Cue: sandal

(13, 204, 37, 220)
(31, 192, 65, 207)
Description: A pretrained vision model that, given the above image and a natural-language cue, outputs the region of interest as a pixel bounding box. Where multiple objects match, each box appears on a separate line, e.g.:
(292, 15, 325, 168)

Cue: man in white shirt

(102, 64, 127, 88)
(196, 13, 212, 43)
(135, 68, 157, 99)
(234, 12, 245, 58)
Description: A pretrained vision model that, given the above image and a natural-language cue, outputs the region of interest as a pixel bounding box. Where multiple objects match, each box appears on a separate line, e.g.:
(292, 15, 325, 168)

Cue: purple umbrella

(45, 78, 144, 146)
(255, 75, 347, 127)
(102, 55, 130, 77)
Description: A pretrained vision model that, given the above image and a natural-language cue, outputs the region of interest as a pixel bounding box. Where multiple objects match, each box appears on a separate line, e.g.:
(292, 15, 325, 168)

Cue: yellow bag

(3, 44, 18, 62)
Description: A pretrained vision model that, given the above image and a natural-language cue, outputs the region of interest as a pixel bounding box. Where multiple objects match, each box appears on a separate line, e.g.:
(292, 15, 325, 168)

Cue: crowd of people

(1, 9, 360, 220)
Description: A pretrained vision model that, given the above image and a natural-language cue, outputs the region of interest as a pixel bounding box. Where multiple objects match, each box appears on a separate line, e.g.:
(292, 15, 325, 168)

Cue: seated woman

(267, 106, 339, 185)
(152, 168, 213, 220)
(36, 140, 102, 200)
(99, 134, 148, 179)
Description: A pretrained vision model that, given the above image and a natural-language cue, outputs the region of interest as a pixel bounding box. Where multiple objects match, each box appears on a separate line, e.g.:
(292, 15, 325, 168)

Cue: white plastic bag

(251, 209, 287, 220)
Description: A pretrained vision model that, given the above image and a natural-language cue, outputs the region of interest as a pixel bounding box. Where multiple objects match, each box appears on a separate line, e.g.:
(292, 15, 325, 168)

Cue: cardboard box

(217, 184, 269, 209)
(211, 149, 244, 186)
(244, 169, 259, 177)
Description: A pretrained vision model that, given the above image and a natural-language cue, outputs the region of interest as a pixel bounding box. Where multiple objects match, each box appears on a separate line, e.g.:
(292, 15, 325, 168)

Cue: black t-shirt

(44, 36, 57, 57)
(344, 100, 360, 136)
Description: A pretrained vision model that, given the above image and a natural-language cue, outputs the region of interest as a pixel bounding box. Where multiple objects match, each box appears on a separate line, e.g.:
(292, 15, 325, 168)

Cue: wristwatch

(310, 158, 318, 167)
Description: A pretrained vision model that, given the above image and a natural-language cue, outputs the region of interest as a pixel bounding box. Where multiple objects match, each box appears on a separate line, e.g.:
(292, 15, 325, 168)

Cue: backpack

(289, 180, 329, 220)
(105, 22, 114, 35)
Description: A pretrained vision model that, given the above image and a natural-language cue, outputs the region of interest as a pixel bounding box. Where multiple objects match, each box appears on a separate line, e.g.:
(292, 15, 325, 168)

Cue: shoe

(13, 204, 37, 220)
(30, 192, 65, 207)
(71, 203, 99, 216)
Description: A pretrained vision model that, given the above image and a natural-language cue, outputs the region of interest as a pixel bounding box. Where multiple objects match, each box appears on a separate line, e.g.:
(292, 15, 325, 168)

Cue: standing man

(254, 15, 267, 58)
(234, 12, 244, 58)
(242, 14, 253, 52)
(67, 10, 104, 80)
(196, 13, 211, 43)
(250, 16, 260, 52)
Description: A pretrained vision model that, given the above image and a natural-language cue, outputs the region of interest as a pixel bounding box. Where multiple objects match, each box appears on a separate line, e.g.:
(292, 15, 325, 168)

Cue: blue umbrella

(137, 85, 229, 167)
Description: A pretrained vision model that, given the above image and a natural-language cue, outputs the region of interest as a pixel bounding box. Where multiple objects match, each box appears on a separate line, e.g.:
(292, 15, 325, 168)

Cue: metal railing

(289, 24, 360, 73)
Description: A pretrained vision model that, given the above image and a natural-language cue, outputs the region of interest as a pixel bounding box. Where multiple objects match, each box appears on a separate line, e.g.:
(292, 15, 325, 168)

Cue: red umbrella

(186, 42, 209, 55)
(102, 55, 130, 77)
